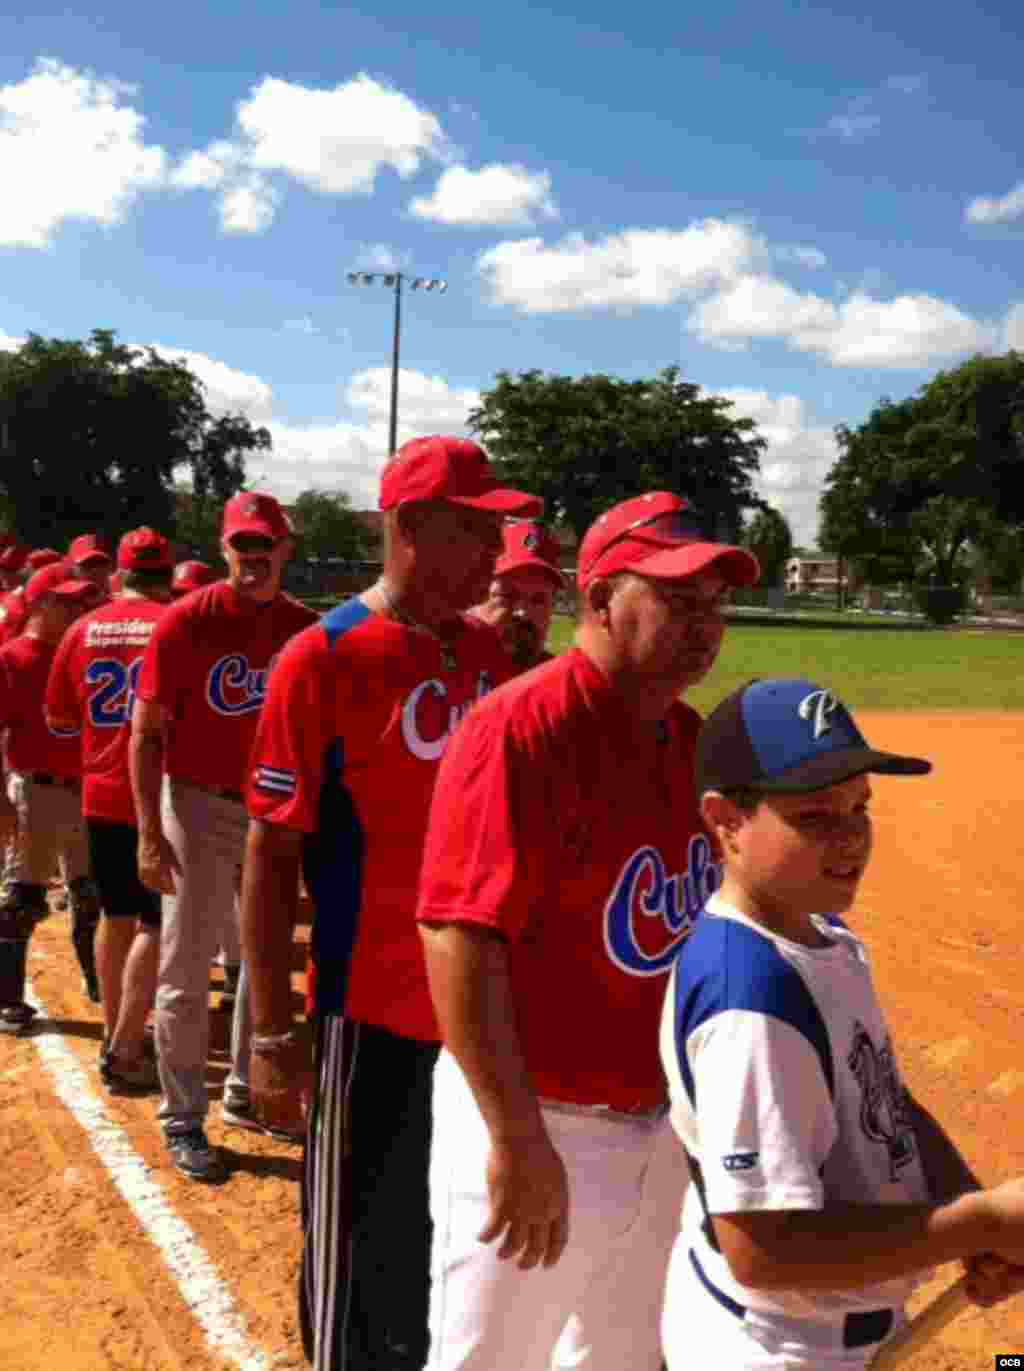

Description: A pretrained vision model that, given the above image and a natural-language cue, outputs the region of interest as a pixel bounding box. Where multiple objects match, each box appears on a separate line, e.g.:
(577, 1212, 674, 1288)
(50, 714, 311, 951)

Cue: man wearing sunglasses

(130, 493, 318, 1182)
(416, 491, 760, 1371)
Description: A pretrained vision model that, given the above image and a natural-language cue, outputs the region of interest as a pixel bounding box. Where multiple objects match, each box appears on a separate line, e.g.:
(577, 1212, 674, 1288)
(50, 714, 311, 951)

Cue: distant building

(785, 555, 848, 595)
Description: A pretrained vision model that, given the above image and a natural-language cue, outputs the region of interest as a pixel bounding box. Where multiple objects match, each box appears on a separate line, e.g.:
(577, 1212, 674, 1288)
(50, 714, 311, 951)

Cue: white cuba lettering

(400, 672, 495, 762)
(206, 653, 272, 717)
(798, 688, 839, 739)
(603, 836, 721, 977)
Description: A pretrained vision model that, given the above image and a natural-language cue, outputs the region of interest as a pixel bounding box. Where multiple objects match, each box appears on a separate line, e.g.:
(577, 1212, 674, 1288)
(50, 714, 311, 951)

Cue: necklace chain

(376, 581, 459, 671)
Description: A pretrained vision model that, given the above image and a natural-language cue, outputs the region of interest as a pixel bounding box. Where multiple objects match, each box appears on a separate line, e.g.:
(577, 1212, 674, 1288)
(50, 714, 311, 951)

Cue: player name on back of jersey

(85, 618, 158, 648)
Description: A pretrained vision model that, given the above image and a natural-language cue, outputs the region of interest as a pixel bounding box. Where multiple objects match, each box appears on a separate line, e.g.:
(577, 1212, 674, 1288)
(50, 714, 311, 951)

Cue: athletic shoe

(100, 1049, 160, 1094)
(166, 1129, 227, 1183)
(222, 1087, 304, 1145)
(0, 1003, 36, 1036)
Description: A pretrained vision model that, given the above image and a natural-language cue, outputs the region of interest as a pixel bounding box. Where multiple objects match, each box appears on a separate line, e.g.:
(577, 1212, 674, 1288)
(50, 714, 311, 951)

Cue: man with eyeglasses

(130, 493, 317, 1182)
(416, 491, 760, 1371)
(469, 521, 563, 673)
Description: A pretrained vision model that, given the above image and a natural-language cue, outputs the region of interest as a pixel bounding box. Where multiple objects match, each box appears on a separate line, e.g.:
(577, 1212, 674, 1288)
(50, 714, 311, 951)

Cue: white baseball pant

(6, 772, 89, 885)
(155, 778, 252, 1134)
(427, 1048, 689, 1371)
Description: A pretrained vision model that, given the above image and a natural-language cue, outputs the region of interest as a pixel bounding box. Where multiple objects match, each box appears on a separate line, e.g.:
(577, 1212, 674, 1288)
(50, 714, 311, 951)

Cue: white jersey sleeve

(688, 1008, 837, 1215)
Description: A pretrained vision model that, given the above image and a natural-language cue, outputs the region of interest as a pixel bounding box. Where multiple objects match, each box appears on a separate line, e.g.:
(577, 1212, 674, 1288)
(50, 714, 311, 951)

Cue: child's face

(728, 774, 873, 921)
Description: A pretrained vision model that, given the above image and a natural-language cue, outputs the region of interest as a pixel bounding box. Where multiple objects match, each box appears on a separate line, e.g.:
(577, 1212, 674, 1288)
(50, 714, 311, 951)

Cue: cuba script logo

(603, 835, 721, 977)
(798, 688, 839, 739)
(207, 654, 272, 717)
(401, 672, 495, 762)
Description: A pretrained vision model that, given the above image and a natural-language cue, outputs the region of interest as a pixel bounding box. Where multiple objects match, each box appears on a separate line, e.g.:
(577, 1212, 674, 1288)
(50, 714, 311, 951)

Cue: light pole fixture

(346, 270, 449, 455)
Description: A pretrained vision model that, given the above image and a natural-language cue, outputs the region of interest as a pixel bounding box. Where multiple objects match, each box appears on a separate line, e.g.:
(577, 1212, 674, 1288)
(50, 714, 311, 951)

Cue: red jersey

(0, 589, 27, 647)
(46, 596, 170, 823)
(0, 635, 82, 779)
(136, 581, 317, 792)
(416, 648, 720, 1113)
(246, 600, 513, 1042)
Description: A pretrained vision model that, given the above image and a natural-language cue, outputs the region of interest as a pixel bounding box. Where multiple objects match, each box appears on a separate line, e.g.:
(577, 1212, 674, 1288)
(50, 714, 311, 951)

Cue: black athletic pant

(300, 1015, 441, 1371)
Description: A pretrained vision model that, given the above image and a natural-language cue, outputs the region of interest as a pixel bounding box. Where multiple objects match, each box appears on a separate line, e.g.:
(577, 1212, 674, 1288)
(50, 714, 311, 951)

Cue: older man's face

(604, 569, 729, 695)
(474, 566, 558, 667)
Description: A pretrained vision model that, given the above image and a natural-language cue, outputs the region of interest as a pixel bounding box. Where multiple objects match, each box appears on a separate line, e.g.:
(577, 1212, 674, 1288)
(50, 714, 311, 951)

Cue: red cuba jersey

(416, 647, 720, 1113)
(0, 635, 82, 778)
(136, 581, 317, 792)
(46, 596, 170, 823)
(246, 599, 513, 1043)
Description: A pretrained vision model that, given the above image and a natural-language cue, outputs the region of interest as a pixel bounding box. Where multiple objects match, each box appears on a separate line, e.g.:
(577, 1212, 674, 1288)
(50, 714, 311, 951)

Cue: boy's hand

(963, 1253, 1024, 1308)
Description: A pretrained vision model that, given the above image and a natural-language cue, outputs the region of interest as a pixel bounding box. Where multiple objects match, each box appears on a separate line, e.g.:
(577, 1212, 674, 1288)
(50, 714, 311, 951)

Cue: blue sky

(2, 0, 1022, 543)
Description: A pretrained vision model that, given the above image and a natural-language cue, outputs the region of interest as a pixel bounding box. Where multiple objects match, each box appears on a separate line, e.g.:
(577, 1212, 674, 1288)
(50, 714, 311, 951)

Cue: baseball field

(3, 623, 1024, 1371)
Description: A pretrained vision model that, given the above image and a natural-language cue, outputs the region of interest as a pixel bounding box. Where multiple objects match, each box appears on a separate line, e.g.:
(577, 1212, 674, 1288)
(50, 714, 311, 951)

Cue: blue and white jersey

(659, 894, 930, 1321)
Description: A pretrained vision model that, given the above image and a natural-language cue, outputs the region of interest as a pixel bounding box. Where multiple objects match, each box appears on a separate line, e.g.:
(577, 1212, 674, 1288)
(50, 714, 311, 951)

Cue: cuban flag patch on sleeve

(254, 763, 297, 796)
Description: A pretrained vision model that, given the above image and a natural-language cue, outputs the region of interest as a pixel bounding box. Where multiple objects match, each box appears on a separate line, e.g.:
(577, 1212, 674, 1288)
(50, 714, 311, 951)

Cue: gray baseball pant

(156, 778, 252, 1135)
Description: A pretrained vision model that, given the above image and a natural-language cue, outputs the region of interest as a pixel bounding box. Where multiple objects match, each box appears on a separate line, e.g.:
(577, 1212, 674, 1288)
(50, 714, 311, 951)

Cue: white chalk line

(24, 977, 271, 1371)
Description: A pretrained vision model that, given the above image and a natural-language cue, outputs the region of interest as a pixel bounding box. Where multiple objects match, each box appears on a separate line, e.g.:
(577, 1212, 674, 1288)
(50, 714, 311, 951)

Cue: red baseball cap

(222, 492, 293, 542)
(576, 492, 760, 590)
(68, 532, 113, 566)
(26, 548, 64, 571)
(172, 560, 217, 596)
(378, 436, 543, 516)
(494, 521, 564, 586)
(24, 562, 100, 608)
(117, 526, 173, 571)
(0, 544, 28, 573)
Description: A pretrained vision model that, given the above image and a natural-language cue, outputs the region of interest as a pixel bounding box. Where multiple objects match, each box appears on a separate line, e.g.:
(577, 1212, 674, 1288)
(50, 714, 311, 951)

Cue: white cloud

(218, 174, 278, 234)
(147, 344, 275, 423)
(353, 243, 410, 272)
(0, 332, 21, 352)
(774, 243, 828, 270)
(477, 220, 765, 313)
(410, 163, 558, 227)
(238, 74, 450, 194)
(692, 275, 992, 368)
(965, 184, 1024, 226)
(176, 73, 451, 234)
(720, 389, 839, 546)
(1005, 303, 1024, 350)
(0, 57, 166, 248)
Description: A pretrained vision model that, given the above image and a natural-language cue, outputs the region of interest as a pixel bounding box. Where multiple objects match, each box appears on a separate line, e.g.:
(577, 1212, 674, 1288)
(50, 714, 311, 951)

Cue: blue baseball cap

(696, 678, 932, 795)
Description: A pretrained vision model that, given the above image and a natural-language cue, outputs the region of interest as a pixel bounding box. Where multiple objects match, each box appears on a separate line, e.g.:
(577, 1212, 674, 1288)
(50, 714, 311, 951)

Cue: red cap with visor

(379, 436, 543, 517)
(494, 521, 564, 586)
(172, 560, 217, 596)
(68, 532, 113, 565)
(222, 493, 293, 542)
(117, 527, 174, 571)
(24, 562, 100, 608)
(576, 491, 760, 590)
(0, 544, 29, 574)
(26, 548, 64, 571)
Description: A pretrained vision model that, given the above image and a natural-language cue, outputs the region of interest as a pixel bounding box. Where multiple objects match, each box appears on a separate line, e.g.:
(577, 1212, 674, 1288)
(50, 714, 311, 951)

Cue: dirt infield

(2, 712, 1024, 1370)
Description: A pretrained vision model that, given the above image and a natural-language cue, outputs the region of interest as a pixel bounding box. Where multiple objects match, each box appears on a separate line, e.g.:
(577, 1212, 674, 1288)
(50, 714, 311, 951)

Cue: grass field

(547, 618, 1024, 711)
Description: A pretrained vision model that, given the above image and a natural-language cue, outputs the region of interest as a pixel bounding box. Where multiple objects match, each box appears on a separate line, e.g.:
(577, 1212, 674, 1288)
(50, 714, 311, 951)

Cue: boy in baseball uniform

(660, 678, 1024, 1370)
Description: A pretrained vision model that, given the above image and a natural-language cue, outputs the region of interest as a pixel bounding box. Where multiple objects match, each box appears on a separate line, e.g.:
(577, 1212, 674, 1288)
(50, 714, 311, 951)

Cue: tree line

(2, 330, 1021, 603)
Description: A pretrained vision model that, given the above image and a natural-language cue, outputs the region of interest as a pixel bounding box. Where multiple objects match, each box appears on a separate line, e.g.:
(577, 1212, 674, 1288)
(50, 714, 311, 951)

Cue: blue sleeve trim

(672, 914, 835, 1107)
(321, 597, 372, 649)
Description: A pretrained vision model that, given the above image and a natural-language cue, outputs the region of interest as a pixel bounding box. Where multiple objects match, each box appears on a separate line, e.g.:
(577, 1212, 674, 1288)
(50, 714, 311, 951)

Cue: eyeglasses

(585, 509, 706, 578)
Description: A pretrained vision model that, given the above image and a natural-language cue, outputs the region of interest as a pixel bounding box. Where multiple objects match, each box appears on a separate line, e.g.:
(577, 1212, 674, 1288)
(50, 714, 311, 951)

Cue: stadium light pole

(346, 270, 449, 455)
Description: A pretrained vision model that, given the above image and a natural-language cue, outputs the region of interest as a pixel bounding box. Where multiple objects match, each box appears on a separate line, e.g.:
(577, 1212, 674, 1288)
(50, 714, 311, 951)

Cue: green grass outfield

(547, 619, 1024, 712)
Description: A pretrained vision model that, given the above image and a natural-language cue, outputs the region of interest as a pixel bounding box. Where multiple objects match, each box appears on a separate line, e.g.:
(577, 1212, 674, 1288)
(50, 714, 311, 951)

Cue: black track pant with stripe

(300, 1014, 441, 1371)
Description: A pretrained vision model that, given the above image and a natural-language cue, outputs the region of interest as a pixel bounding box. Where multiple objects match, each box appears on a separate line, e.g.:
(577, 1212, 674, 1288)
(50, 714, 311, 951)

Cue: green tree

(819, 353, 1024, 588)
(0, 329, 270, 547)
(742, 505, 793, 586)
(173, 485, 226, 565)
(290, 489, 373, 562)
(469, 367, 766, 544)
